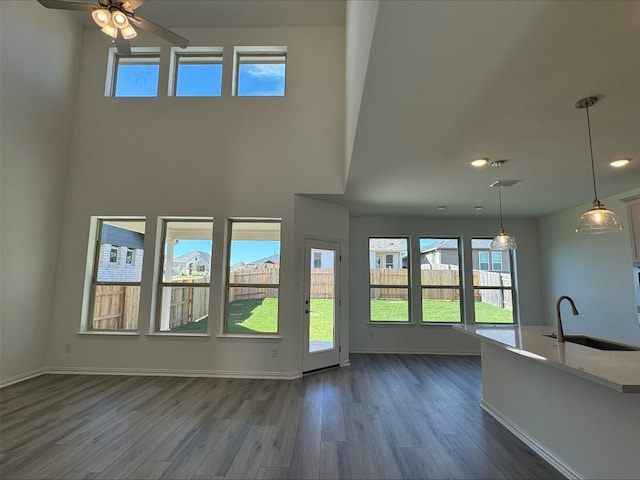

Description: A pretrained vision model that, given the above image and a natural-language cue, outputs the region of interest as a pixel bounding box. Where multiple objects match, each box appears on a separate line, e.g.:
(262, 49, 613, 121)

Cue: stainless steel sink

(545, 334, 640, 351)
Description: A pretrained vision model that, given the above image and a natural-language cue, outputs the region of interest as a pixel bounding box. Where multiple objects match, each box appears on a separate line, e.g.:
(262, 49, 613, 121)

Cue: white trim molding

(481, 400, 580, 480)
(0, 367, 46, 388)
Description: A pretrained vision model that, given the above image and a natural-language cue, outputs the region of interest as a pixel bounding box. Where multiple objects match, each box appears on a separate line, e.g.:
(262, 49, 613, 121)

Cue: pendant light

(574, 97, 623, 234)
(490, 160, 517, 250)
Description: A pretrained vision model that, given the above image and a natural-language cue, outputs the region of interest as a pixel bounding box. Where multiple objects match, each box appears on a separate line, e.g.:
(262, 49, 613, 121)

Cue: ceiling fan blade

(123, 0, 146, 10)
(114, 36, 132, 55)
(37, 0, 96, 12)
(135, 15, 189, 49)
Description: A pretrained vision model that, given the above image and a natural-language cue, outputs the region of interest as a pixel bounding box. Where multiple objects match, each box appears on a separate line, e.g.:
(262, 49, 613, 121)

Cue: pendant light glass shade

(576, 200, 623, 234)
(574, 96, 623, 234)
(491, 228, 517, 250)
(490, 160, 517, 250)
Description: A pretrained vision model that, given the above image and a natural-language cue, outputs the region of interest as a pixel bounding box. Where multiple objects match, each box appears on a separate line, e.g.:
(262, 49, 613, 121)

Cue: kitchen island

(454, 325, 640, 479)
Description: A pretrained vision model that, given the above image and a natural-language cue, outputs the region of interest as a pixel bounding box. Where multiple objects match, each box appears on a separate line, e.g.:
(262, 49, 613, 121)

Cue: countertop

(454, 325, 640, 393)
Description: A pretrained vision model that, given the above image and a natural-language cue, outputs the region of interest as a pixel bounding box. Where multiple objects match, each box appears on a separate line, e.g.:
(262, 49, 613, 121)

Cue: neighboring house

(311, 250, 334, 269)
(97, 224, 144, 282)
(420, 239, 511, 272)
(369, 238, 407, 269)
(231, 253, 280, 271)
(172, 250, 211, 277)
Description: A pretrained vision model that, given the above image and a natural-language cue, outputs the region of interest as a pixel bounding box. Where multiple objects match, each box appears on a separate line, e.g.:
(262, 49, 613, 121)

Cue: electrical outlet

(271, 348, 278, 358)
(65, 343, 72, 354)
(369, 331, 374, 338)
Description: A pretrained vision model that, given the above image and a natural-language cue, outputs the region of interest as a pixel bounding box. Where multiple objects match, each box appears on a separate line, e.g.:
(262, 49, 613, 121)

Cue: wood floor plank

(259, 395, 302, 468)
(286, 406, 322, 479)
(319, 441, 350, 480)
(342, 402, 382, 479)
(0, 354, 564, 480)
(194, 400, 262, 477)
(256, 466, 290, 479)
(225, 424, 274, 479)
(321, 384, 346, 442)
(400, 447, 445, 480)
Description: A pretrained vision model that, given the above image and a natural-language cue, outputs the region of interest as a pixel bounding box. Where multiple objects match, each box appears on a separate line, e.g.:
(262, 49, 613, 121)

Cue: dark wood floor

(0, 354, 563, 480)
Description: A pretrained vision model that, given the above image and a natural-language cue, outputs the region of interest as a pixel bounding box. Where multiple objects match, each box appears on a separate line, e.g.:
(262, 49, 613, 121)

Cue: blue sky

(173, 239, 279, 265)
(115, 60, 285, 97)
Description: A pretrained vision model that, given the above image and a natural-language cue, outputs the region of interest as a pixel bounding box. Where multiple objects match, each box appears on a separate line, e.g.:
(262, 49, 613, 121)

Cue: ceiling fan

(37, 0, 189, 55)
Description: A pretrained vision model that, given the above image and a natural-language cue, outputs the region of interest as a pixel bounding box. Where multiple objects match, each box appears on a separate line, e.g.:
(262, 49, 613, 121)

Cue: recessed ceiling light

(473, 205, 484, 211)
(610, 158, 630, 168)
(437, 206, 447, 210)
(471, 158, 488, 167)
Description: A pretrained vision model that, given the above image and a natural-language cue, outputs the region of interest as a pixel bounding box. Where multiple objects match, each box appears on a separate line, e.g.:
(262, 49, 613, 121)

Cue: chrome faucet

(555, 295, 579, 342)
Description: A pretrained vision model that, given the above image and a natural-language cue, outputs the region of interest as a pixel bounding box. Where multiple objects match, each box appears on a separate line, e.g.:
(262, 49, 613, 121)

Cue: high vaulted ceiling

(64, 0, 640, 218)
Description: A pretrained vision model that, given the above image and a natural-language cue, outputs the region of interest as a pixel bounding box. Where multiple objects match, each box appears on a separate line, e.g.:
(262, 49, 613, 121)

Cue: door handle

(305, 309, 310, 314)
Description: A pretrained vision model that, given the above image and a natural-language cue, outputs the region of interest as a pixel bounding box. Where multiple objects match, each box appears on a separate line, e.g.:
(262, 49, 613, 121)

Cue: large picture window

(369, 238, 410, 322)
(156, 219, 213, 333)
(472, 238, 516, 324)
(88, 218, 145, 331)
(225, 220, 281, 334)
(419, 238, 462, 323)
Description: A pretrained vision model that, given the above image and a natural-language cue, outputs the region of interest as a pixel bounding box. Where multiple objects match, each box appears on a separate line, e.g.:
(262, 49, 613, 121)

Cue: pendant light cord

(585, 105, 599, 202)
(497, 164, 504, 231)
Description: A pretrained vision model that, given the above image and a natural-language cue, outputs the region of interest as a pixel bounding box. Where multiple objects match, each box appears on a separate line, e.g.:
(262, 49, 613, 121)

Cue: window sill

(216, 334, 282, 341)
(76, 331, 140, 337)
(367, 322, 415, 326)
(146, 332, 210, 338)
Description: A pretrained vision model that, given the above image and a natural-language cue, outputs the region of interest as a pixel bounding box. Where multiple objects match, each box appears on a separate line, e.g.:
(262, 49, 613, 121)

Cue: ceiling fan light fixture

(91, 8, 111, 27)
(121, 24, 137, 40)
(111, 10, 129, 29)
(574, 96, 623, 234)
(101, 22, 118, 38)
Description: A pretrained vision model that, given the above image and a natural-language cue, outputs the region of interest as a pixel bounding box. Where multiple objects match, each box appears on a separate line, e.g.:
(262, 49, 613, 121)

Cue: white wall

(349, 215, 542, 354)
(538, 188, 640, 345)
(42, 25, 345, 377)
(0, 2, 83, 385)
(293, 195, 350, 367)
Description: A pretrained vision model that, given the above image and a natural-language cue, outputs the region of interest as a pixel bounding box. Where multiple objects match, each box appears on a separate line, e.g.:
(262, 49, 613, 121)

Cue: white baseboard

(0, 368, 46, 388)
(45, 366, 302, 380)
(480, 400, 581, 480)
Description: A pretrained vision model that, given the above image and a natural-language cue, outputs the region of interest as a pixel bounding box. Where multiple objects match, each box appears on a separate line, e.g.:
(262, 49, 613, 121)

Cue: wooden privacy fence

(93, 279, 210, 330)
(229, 265, 280, 302)
(167, 279, 210, 329)
(92, 285, 139, 330)
(476, 270, 512, 310)
(368, 267, 512, 310)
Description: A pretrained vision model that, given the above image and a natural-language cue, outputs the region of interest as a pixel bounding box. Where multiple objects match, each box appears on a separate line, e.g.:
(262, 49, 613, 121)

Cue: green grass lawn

(171, 297, 513, 334)
(370, 299, 513, 323)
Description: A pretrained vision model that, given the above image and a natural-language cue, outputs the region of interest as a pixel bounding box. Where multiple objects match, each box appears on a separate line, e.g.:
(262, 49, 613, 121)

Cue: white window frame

(168, 46, 224, 97)
(368, 237, 411, 323)
(419, 237, 463, 324)
(224, 218, 282, 335)
(105, 47, 161, 97)
(232, 46, 287, 97)
(472, 238, 518, 325)
(491, 251, 503, 271)
(81, 217, 146, 333)
(478, 251, 490, 271)
(152, 217, 214, 334)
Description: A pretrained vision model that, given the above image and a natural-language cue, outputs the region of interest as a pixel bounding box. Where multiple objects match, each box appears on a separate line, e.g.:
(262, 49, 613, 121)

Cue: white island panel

(454, 325, 640, 479)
